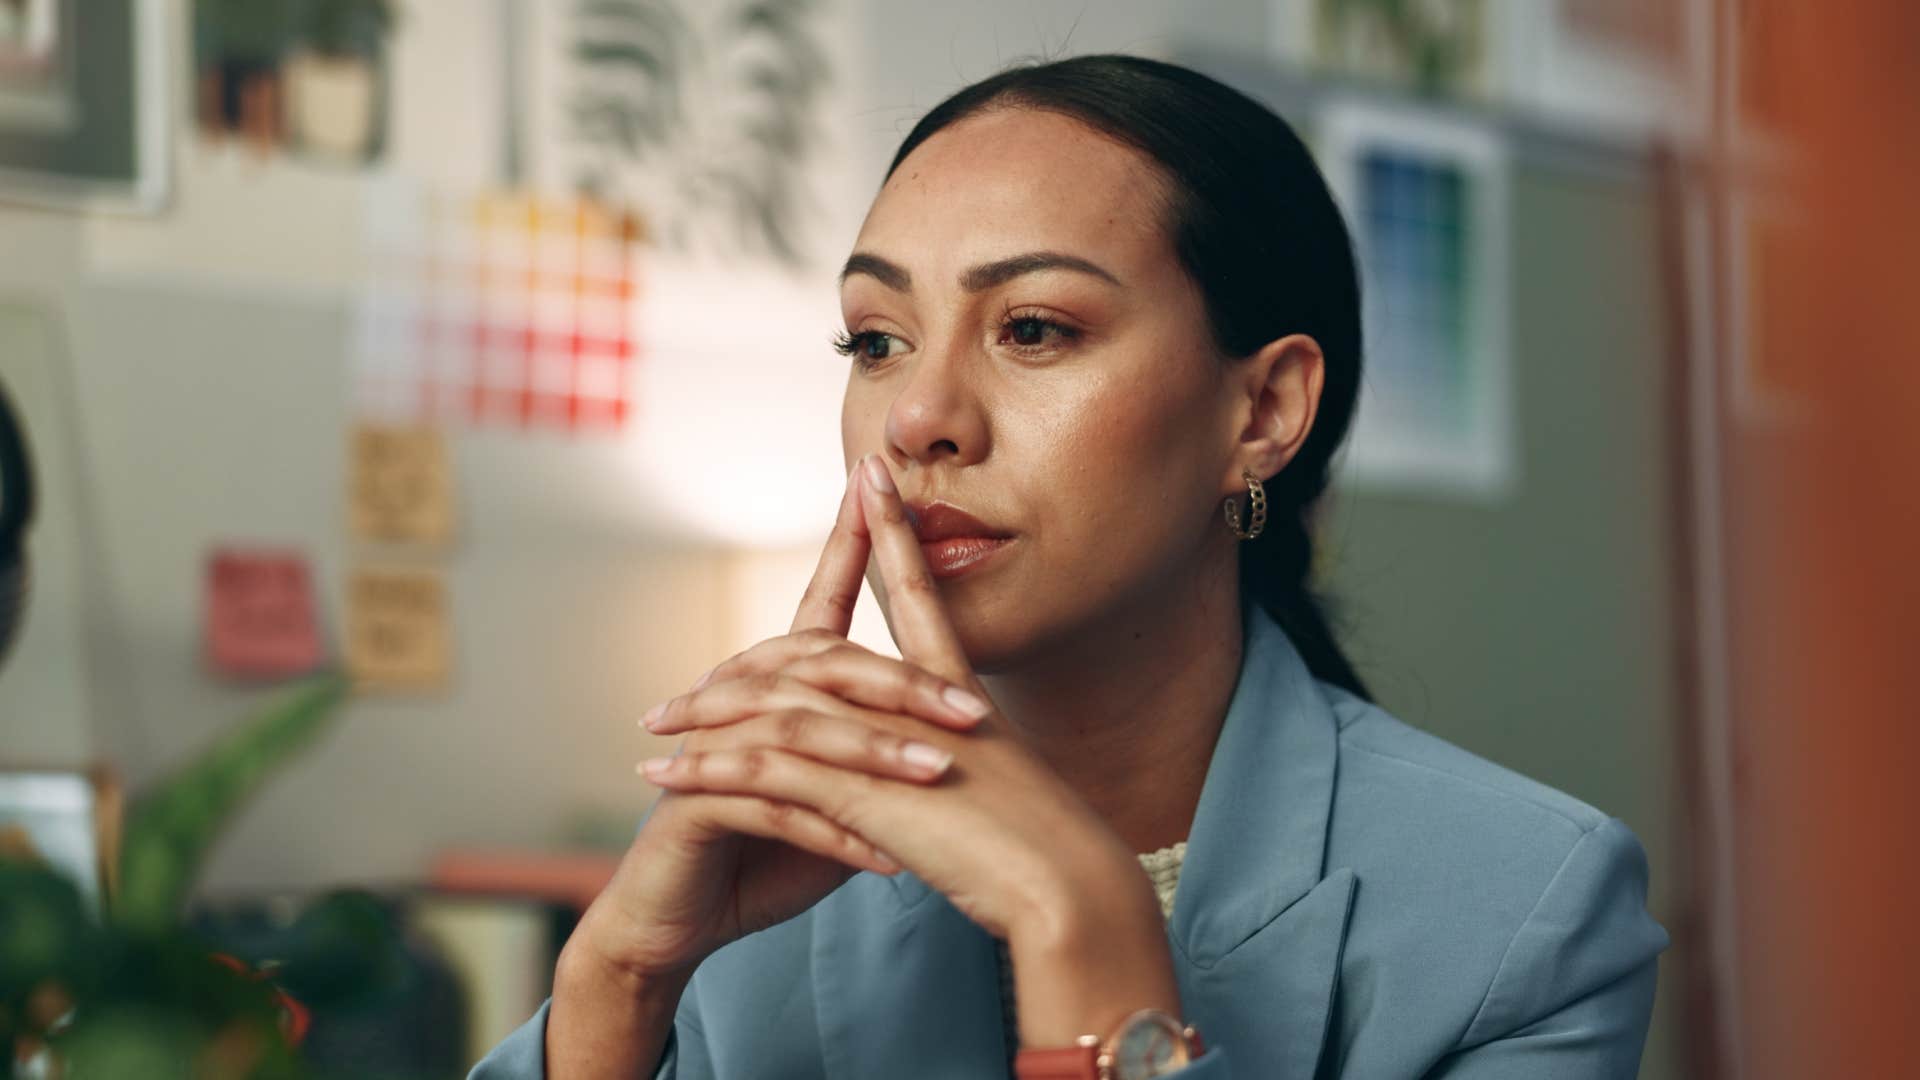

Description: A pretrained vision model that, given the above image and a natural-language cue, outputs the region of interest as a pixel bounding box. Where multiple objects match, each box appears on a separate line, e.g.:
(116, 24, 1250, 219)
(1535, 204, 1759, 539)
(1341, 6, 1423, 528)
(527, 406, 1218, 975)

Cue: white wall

(0, 0, 1274, 894)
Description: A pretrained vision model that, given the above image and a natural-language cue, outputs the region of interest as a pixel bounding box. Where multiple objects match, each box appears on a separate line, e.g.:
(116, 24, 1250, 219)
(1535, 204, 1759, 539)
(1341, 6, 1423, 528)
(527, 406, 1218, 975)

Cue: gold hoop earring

(1223, 469, 1267, 541)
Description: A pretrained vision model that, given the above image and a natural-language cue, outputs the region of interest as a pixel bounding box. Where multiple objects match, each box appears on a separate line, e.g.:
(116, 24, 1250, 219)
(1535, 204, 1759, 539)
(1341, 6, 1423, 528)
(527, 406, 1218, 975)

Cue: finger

(855, 455, 974, 684)
(647, 651, 990, 735)
(789, 460, 873, 636)
(687, 629, 844, 696)
(784, 645, 993, 728)
(642, 746, 914, 836)
(678, 706, 957, 782)
(671, 792, 901, 876)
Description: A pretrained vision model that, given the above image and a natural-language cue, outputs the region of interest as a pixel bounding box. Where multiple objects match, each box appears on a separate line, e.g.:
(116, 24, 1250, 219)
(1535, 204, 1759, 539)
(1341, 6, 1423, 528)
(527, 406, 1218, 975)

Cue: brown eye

(833, 329, 907, 368)
(999, 312, 1078, 354)
(1011, 318, 1047, 345)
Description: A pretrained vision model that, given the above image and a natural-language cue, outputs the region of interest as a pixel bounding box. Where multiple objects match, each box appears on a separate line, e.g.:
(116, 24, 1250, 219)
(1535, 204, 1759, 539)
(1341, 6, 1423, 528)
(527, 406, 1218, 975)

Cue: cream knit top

(995, 841, 1189, 1068)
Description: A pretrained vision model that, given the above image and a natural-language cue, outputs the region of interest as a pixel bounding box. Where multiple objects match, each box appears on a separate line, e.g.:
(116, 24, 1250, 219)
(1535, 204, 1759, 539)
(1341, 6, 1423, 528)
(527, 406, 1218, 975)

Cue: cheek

(1021, 370, 1216, 549)
(840, 379, 885, 463)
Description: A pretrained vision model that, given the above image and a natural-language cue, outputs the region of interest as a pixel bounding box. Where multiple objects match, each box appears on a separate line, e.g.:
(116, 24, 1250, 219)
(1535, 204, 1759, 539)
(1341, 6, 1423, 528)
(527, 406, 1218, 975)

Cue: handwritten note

(349, 424, 454, 546)
(204, 549, 324, 679)
(345, 565, 450, 691)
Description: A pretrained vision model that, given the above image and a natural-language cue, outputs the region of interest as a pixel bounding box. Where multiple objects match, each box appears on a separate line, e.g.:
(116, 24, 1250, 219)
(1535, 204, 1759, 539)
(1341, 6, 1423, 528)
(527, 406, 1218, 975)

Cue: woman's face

(838, 107, 1251, 671)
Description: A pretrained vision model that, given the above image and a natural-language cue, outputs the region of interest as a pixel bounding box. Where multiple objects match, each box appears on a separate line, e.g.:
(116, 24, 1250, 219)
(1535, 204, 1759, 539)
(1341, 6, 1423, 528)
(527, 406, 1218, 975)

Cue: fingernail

(641, 702, 667, 730)
(863, 455, 894, 493)
(691, 667, 713, 691)
(941, 686, 993, 721)
(872, 849, 902, 872)
(639, 756, 673, 778)
(900, 741, 953, 775)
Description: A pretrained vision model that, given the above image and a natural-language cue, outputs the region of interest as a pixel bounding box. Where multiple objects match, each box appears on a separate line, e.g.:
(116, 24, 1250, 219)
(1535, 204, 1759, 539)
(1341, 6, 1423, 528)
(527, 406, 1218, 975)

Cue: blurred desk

(429, 848, 619, 912)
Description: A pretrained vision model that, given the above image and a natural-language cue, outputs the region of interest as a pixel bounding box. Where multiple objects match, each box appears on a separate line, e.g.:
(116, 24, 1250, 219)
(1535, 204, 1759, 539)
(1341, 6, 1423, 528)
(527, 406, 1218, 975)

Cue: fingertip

(836, 458, 863, 515)
(862, 454, 895, 495)
(940, 685, 994, 723)
(926, 704, 985, 731)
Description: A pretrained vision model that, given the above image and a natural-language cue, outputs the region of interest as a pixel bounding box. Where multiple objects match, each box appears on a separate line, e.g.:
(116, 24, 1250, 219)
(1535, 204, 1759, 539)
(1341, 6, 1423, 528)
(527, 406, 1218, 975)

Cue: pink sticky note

(204, 548, 324, 679)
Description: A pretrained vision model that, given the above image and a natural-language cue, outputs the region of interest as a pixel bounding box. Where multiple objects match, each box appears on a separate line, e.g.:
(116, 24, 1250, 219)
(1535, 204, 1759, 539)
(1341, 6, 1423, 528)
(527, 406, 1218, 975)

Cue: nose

(882, 336, 988, 473)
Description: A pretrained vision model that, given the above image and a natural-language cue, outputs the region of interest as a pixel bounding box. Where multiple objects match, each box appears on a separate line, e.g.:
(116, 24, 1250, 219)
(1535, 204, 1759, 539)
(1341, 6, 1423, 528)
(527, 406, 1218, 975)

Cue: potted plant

(193, 0, 297, 155)
(282, 0, 399, 164)
(0, 676, 409, 1079)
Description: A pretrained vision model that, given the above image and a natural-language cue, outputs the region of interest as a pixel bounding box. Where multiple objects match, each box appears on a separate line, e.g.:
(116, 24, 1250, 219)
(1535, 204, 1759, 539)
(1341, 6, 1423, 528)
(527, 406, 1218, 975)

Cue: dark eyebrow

(838, 250, 1123, 293)
(839, 252, 912, 292)
(961, 251, 1124, 292)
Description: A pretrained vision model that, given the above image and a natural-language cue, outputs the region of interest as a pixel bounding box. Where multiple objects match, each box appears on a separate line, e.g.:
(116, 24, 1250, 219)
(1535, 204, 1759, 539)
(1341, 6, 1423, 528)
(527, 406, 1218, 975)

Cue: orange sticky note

(345, 565, 450, 691)
(204, 549, 325, 679)
(349, 424, 454, 546)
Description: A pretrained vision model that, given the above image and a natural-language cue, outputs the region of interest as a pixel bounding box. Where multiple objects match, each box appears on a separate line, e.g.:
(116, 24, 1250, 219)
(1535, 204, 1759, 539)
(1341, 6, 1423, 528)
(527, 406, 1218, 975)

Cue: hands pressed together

(558, 455, 1181, 1064)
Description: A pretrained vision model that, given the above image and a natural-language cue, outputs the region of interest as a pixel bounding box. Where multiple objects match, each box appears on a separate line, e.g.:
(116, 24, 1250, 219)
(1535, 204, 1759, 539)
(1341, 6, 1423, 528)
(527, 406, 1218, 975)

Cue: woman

(476, 54, 1667, 1079)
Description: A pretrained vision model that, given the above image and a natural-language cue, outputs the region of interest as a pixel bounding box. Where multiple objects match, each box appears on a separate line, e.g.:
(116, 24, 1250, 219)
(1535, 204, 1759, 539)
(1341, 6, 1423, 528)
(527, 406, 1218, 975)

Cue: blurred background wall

(0, 0, 1278, 881)
(7, 2, 1911, 1077)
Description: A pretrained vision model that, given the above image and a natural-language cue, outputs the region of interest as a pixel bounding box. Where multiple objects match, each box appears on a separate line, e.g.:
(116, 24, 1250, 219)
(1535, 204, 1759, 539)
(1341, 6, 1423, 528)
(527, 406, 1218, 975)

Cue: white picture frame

(0, 0, 168, 214)
(1314, 97, 1515, 500)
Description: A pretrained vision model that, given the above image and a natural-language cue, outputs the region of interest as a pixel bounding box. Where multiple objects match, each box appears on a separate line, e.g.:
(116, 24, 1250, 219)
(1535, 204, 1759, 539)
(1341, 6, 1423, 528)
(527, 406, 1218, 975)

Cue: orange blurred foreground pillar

(1720, 2, 1920, 1077)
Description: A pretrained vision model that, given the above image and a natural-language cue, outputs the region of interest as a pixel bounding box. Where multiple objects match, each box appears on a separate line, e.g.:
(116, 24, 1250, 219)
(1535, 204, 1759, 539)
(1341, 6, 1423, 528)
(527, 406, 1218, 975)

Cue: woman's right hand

(566, 462, 991, 983)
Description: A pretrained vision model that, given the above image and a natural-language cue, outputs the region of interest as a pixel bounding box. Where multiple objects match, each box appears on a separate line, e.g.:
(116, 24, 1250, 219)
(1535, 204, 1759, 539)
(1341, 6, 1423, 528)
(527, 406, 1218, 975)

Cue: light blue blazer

(474, 605, 1669, 1078)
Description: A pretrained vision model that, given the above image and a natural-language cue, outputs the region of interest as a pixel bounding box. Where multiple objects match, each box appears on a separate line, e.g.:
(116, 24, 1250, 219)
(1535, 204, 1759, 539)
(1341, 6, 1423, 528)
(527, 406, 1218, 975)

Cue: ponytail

(1241, 508, 1372, 702)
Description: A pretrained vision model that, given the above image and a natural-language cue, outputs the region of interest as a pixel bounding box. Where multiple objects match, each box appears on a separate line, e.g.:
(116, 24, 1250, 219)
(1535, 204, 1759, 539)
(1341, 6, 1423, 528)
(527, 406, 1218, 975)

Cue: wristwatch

(1014, 1008, 1205, 1080)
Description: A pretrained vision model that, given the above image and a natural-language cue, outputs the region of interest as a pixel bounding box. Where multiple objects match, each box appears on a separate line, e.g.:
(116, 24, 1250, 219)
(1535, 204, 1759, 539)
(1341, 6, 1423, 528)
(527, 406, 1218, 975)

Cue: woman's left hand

(643, 455, 1146, 941)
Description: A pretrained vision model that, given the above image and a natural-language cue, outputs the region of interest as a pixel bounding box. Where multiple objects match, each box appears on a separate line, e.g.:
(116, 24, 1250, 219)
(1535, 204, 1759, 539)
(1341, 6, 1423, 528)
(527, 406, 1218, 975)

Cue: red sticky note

(204, 548, 325, 679)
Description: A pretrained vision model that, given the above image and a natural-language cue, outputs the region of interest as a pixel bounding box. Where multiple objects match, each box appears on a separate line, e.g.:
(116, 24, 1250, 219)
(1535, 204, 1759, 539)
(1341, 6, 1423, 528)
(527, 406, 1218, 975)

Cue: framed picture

(0, 0, 77, 132)
(191, 0, 401, 166)
(1314, 98, 1515, 499)
(0, 768, 121, 915)
(0, 0, 167, 213)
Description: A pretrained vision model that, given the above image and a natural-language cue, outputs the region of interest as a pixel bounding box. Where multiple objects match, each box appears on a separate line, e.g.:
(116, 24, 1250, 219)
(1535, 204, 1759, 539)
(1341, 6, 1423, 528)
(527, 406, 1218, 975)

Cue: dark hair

(885, 53, 1372, 701)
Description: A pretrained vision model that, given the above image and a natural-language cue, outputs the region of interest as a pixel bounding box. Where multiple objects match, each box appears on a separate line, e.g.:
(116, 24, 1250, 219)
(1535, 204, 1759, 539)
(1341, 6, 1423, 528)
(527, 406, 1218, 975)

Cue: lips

(907, 501, 1011, 543)
(907, 501, 1015, 580)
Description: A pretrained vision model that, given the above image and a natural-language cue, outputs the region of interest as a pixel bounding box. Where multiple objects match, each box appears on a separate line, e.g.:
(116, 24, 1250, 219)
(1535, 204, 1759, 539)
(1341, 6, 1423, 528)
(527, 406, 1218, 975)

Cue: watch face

(1111, 1011, 1191, 1079)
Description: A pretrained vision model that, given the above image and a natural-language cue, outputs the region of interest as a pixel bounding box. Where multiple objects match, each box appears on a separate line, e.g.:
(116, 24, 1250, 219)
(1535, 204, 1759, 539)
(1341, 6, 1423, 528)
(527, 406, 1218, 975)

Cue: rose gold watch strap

(1014, 1043, 1100, 1080)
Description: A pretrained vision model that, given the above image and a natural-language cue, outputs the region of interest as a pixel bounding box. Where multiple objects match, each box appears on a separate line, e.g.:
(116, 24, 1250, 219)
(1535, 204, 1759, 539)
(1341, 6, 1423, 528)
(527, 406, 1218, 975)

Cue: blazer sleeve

(1422, 817, 1670, 1080)
(467, 989, 708, 1080)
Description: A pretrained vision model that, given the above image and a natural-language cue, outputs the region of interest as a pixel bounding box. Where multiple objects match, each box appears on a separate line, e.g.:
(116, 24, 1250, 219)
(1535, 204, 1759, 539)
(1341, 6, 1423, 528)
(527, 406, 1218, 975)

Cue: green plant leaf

(113, 676, 348, 936)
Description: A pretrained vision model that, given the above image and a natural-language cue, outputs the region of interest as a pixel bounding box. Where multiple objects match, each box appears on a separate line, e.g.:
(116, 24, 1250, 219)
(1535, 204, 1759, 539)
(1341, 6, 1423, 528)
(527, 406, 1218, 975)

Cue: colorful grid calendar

(354, 188, 646, 433)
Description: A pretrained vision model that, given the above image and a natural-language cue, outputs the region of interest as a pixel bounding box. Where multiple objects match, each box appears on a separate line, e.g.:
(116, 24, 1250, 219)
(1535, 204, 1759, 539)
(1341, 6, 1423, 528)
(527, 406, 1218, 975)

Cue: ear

(1228, 332, 1325, 490)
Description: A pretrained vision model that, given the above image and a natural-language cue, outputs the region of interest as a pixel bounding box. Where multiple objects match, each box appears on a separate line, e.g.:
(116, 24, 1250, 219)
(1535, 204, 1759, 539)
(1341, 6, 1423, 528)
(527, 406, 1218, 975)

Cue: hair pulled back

(884, 53, 1371, 700)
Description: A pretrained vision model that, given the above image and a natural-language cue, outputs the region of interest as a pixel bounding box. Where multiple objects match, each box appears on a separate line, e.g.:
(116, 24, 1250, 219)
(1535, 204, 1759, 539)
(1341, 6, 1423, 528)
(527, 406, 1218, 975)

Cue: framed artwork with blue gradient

(1313, 99, 1514, 499)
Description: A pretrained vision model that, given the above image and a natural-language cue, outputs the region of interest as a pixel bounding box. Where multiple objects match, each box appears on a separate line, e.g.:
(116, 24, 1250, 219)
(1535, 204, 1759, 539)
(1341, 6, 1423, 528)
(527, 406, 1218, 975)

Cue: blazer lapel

(1167, 605, 1356, 1079)
(811, 605, 1354, 1078)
